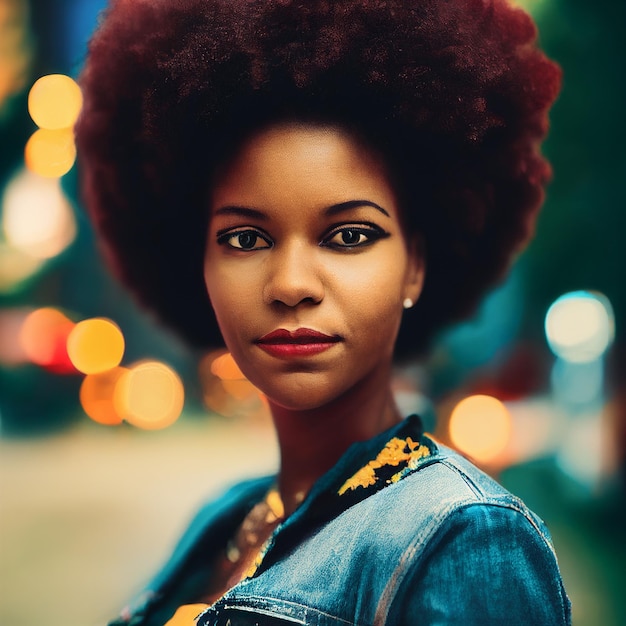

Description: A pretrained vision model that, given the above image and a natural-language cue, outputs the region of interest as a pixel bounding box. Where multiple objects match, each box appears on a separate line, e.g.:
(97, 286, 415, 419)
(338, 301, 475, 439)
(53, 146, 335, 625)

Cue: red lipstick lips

(255, 328, 342, 358)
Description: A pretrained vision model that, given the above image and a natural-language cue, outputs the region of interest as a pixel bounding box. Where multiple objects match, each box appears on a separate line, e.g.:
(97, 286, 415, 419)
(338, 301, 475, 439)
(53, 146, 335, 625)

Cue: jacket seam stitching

(373, 498, 560, 625)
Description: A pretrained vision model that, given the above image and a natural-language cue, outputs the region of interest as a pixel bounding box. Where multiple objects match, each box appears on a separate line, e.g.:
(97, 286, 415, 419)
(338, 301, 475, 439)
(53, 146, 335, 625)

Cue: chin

(256, 376, 344, 413)
(264, 390, 337, 413)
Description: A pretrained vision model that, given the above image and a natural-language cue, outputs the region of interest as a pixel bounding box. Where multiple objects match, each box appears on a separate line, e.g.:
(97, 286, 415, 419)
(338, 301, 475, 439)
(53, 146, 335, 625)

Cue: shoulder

(392, 440, 529, 503)
(369, 442, 571, 625)
(367, 440, 564, 587)
(345, 440, 552, 552)
(384, 502, 571, 625)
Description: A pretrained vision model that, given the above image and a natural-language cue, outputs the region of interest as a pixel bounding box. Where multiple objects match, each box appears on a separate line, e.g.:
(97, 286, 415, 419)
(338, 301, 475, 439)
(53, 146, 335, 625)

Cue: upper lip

(256, 328, 342, 344)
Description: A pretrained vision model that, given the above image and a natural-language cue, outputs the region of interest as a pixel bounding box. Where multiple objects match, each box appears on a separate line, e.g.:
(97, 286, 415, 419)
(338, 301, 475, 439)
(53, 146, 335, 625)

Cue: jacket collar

(247, 414, 437, 579)
(110, 415, 437, 624)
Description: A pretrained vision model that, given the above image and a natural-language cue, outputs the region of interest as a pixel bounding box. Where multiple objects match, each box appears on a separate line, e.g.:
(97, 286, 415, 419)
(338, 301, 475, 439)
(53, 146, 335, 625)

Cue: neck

(269, 371, 402, 516)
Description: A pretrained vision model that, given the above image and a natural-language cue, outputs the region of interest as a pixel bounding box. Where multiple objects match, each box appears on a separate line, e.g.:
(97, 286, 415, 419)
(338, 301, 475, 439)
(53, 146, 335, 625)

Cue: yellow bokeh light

(210, 352, 245, 380)
(66, 318, 125, 375)
(449, 394, 512, 464)
(80, 367, 128, 426)
(27, 74, 83, 130)
(2, 169, 76, 259)
(24, 128, 76, 178)
(114, 361, 184, 430)
(200, 376, 241, 418)
(222, 378, 260, 401)
(18, 307, 76, 372)
(0, 0, 33, 108)
(199, 350, 268, 419)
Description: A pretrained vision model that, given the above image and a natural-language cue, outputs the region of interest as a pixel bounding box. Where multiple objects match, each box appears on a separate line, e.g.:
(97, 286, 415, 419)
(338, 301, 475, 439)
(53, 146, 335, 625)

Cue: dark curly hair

(75, 0, 561, 358)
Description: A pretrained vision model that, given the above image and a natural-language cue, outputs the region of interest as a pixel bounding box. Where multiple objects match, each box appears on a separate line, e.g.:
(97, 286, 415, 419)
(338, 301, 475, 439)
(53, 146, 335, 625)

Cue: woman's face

(204, 124, 424, 411)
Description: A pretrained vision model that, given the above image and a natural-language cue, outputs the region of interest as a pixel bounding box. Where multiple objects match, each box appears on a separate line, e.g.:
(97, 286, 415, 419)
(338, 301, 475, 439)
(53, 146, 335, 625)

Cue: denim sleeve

(387, 502, 571, 625)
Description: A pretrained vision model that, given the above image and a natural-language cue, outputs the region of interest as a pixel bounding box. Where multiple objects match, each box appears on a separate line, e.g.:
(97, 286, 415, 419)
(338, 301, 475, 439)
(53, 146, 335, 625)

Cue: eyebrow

(213, 200, 390, 219)
(324, 200, 390, 218)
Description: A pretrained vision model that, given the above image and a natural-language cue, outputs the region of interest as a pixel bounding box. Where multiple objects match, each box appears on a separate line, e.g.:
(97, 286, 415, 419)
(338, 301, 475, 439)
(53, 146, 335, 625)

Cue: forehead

(209, 123, 400, 220)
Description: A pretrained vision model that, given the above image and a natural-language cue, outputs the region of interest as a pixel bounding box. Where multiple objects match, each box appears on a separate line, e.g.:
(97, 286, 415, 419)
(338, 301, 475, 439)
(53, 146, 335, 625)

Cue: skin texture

(204, 124, 424, 511)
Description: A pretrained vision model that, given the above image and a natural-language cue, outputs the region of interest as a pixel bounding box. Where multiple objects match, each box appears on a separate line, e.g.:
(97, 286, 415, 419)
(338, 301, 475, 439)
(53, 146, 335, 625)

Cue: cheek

(338, 249, 409, 304)
(337, 254, 408, 338)
(357, 288, 404, 346)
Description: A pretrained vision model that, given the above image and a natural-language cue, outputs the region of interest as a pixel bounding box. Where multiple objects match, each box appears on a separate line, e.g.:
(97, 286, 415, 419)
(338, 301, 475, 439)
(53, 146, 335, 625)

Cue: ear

(403, 234, 425, 307)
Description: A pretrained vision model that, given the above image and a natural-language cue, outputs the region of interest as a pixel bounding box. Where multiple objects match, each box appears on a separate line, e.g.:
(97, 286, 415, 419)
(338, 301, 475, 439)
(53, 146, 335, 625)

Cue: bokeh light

(0, 0, 33, 110)
(66, 318, 125, 375)
(24, 127, 77, 178)
(449, 394, 512, 464)
(210, 352, 245, 380)
(510, 0, 546, 12)
(222, 379, 261, 401)
(18, 307, 77, 373)
(198, 350, 268, 420)
(79, 367, 128, 426)
(27, 74, 83, 130)
(0, 308, 31, 365)
(545, 291, 615, 363)
(114, 361, 184, 430)
(2, 168, 76, 259)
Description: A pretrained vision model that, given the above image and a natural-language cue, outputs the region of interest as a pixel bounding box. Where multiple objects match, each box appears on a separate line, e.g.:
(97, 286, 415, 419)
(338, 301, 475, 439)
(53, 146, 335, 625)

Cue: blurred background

(0, 0, 624, 624)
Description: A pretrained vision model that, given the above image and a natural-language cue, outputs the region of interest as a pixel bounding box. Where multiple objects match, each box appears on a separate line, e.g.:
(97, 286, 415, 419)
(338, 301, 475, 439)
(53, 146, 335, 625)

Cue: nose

(263, 240, 324, 307)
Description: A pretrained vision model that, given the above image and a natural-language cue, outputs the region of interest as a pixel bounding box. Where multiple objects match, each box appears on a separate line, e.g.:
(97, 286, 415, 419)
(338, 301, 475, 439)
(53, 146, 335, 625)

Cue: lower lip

(256, 342, 339, 358)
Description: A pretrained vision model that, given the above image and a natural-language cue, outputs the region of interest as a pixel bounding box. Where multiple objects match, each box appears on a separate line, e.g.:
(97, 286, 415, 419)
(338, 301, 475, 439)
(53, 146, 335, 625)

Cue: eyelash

(216, 223, 389, 251)
(216, 228, 272, 250)
(322, 224, 389, 249)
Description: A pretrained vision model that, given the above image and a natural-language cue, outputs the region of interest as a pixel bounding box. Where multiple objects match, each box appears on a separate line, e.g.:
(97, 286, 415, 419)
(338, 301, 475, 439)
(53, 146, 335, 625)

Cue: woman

(75, 0, 569, 624)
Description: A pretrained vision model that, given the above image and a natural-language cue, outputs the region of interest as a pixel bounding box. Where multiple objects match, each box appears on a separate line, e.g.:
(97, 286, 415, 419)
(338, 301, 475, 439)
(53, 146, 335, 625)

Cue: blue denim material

(110, 415, 571, 626)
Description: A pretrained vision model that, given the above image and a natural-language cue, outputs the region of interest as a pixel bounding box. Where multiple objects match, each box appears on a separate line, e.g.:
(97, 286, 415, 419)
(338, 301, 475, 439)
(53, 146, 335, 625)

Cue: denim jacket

(110, 415, 571, 626)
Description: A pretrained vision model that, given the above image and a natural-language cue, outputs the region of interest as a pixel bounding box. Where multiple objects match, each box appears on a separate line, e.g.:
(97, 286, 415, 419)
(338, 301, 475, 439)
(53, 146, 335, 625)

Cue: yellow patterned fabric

(163, 603, 209, 625)
(338, 436, 431, 495)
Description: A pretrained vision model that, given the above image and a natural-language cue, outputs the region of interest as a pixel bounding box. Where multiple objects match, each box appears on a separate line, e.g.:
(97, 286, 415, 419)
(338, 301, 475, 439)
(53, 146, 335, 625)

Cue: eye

(217, 229, 272, 250)
(322, 224, 389, 249)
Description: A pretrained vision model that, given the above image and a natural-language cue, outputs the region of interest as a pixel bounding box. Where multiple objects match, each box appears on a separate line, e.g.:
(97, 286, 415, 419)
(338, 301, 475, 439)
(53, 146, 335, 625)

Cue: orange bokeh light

(448, 394, 512, 464)
(24, 128, 76, 178)
(80, 367, 128, 426)
(114, 361, 184, 430)
(221, 378, 260, 401)
(199, 350, 268, 419)
(66, 318, 125, 375)
(28, 74, 83, 130)
(210, 352, 245, 380)
(18, 307, 77, 373)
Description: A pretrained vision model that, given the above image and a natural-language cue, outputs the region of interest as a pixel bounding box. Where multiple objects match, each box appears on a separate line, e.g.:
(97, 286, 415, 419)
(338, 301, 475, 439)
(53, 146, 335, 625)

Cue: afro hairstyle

(75, 0, 561, 358)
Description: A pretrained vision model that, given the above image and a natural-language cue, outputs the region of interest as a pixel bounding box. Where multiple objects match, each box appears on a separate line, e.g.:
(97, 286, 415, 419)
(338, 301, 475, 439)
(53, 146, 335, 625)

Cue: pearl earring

(403, 298, 413, 309)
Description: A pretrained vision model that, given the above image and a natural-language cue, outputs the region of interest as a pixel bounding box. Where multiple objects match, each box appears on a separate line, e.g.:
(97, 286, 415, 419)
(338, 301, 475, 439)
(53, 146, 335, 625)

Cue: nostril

(263, 249, 324, 307)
